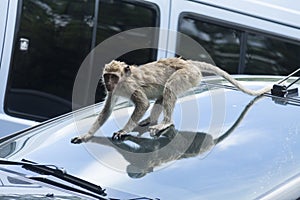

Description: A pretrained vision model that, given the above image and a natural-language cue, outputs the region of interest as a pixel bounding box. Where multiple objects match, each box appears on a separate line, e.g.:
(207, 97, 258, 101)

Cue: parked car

(1, 75, 300, 199)
(1, 0, 300, 136)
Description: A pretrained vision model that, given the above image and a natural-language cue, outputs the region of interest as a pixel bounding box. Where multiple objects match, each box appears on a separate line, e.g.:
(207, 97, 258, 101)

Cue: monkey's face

(103, 73, 120, 92)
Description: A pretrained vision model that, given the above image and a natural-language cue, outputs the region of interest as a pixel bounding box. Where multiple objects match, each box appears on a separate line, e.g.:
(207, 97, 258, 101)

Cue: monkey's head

(103, 60, 131, 92)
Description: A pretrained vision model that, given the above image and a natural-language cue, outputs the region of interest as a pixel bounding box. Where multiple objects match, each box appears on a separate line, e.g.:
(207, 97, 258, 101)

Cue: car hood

(1, 76, 300, 199)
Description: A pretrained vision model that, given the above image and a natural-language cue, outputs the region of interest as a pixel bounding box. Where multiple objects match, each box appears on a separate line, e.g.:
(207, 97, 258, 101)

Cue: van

(0, 0, 299, 136)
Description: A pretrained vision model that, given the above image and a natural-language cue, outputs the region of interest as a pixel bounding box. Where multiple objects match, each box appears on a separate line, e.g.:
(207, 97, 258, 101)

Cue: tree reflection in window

(178, 13, 300, 76)
(178, 15, 241, 74)
(245, 33, 300, 75)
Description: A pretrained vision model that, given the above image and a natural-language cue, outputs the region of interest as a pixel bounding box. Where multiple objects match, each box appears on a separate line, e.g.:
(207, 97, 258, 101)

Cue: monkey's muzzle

(105, 84, 114, 92)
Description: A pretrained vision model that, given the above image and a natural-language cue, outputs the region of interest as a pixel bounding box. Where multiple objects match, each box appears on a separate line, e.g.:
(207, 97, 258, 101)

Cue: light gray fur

(71, 57, 272, 143)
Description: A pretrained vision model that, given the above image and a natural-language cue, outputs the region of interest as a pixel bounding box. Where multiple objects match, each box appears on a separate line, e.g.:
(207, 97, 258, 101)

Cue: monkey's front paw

(112, 130, 129, 141)
(71, 134, 92, 144)
(149, 123, 174, 137)
(71, 137, 84, 144)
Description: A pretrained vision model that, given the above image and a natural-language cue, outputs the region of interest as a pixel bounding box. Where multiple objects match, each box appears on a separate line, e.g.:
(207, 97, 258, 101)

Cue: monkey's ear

(124, 65, 131, 77)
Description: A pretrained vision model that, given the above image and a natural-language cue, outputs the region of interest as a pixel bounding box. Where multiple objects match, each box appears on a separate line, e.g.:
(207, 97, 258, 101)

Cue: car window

(245, 33, 300, 75)
(177, 13, 300, 75)
(96, 0, 159, 65)
(178, 15, 241, 74)
(5, 0, 159, 122)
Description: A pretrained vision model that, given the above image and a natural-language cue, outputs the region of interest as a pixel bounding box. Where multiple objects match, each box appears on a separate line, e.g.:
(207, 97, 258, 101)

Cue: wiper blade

(0, 158, 107, 200)
(28, 175, 107, 200)
(21, 159, 106, 196)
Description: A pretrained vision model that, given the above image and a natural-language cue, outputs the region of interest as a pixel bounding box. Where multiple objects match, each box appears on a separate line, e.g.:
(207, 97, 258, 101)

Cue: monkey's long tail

(189, 60, 272, 96)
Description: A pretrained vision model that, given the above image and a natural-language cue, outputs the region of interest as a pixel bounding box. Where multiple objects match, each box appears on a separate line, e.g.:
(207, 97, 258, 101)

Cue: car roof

(1, 76, 300, 199)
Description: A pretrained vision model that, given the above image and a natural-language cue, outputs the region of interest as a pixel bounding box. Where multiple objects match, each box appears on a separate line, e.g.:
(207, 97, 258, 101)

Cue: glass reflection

(178, 15, 241, 73)
(245, 33, 300, 75)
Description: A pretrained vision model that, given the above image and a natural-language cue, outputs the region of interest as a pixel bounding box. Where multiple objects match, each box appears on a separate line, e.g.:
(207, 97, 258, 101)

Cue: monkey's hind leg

(139, 97, 163, 127)
(149, 66, 201, 137)
(149, 86, 175, 137)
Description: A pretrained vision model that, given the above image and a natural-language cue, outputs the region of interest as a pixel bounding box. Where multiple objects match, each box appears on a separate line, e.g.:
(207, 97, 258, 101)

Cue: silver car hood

(1, 76, 300, 200)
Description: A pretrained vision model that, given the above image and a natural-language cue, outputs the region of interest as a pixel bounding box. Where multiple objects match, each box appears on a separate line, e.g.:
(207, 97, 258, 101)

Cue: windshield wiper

(0, 158, 107, 200)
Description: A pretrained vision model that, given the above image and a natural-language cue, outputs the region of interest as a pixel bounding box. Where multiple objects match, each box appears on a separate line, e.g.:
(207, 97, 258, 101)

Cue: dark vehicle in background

(0, 0, 300, 135)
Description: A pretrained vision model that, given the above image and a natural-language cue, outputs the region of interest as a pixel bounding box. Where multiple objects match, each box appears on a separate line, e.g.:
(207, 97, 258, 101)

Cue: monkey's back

(137, 57, 188, 80)
(125, 58, 179, 99)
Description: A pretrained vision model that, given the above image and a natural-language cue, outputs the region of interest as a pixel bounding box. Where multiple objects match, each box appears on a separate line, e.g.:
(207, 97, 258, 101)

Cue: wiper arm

(0, 158, 107, 200)
(21, 159, 106, 196)
(28, 175, 107, 200)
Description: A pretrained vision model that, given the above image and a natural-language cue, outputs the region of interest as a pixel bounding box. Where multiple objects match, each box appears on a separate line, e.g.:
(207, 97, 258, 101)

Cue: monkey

(71, 57, 273, 144)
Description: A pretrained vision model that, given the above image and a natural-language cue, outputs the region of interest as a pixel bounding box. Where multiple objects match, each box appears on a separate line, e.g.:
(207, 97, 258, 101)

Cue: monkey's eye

(104, 74, 119, 83)
(111, 74, 119, 83)
(124, 65, 131, 76)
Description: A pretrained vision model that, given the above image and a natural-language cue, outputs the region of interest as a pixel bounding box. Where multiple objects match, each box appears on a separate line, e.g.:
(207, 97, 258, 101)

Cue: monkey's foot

(112, 130, 128, 141)
(71, 133, 93, 144)
(149, 123, 174, 137)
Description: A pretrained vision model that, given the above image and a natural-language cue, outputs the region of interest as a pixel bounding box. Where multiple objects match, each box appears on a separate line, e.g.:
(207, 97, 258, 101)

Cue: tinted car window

(5, 0, 159, 121)
(178, 13, 300, 75)
(96, 0, 159, 65)
(245, 33, 300, 75)
(178, 15, 241, 74)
